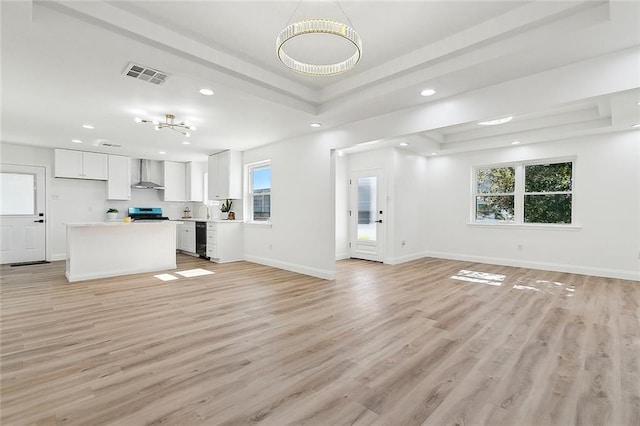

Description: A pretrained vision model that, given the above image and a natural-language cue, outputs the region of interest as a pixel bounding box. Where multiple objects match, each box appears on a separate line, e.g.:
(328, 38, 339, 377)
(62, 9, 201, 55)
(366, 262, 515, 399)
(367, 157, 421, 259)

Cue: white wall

(1, 143, 196, 260)
(342, 147, 430, 265)
(334, 151, 349, 260)
(242, 135, 336, 279)
(425, 131, 640, 280)
(389, 148, 430, 263)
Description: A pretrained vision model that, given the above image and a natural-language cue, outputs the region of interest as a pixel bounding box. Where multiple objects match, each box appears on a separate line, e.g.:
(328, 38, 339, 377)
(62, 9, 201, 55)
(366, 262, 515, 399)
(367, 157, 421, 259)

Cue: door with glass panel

(0, 164, 46, 264)
(350, 170, 384, 262)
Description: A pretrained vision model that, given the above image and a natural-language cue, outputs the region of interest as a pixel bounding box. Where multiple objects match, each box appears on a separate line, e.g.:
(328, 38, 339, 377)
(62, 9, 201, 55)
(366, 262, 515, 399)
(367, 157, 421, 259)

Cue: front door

(0, 164, 46, 264)
(350, 170, 384, 262)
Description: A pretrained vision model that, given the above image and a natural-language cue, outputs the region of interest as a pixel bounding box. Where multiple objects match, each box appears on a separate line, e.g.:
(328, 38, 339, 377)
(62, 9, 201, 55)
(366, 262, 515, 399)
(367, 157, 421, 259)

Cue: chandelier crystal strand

(276, 19, 362, 76)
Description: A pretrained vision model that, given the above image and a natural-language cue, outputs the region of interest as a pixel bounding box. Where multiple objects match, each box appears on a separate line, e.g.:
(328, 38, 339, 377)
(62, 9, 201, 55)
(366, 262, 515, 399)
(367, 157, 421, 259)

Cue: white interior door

(350, 170, 385, 262)
(0, 164, 46, 264)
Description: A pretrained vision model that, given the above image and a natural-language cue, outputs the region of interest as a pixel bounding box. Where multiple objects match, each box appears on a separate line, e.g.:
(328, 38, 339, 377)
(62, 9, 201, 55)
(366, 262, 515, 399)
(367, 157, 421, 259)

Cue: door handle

(375, 219, 383, 223)
(33, 219, 44, 223)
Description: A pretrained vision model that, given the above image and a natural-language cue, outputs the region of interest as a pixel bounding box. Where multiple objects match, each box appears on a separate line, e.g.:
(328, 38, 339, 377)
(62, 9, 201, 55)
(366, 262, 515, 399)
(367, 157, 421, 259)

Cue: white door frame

(0, 164, 47, 264)
(349, 169, 385, 262)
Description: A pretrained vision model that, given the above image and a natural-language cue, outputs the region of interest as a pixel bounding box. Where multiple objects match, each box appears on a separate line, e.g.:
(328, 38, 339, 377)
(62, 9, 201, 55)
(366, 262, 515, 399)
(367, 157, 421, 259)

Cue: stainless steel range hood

(132, 159, 165, 190)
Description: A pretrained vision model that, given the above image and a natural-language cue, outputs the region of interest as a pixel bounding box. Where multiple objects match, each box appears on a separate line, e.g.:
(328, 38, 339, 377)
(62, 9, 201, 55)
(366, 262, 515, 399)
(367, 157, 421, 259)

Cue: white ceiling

(1, 0, 639, 162)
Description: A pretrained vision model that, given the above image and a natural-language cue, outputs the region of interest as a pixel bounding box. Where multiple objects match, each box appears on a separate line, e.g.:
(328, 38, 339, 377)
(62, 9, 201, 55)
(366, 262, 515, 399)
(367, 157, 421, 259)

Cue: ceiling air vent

(123, 62, 170, 85)
(96, 140, 122, 148)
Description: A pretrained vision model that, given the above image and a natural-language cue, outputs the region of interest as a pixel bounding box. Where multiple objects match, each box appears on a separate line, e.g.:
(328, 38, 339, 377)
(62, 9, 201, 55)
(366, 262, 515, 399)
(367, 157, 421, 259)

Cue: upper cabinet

(107, 155, 131, 200)
(186, 161, 206, 202)
(163, 161, 186, 202)
(208, 150, 242, 200)
(54, 149, 108, 180)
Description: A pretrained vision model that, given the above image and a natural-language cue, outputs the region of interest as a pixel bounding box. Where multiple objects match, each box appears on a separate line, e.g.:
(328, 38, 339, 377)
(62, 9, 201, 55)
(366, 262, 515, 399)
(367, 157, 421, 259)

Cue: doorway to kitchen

(0, 164, 46, 264)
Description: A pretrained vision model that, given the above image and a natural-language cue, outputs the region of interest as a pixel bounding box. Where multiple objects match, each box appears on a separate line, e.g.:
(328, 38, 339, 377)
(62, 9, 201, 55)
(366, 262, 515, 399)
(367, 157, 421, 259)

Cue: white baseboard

(50, 253, 66, 262)
(425, 251, 640, 282)
(244, 255, 336, 280)
(335, 251, 350, 261)
(65, 263, 177, 283)
(384, 251, 430, 265)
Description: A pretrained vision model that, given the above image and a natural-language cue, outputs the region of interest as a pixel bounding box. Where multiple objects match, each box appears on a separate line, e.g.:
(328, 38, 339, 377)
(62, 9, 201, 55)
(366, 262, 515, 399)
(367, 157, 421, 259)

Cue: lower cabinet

(177, 221, 196, 254)
(206, 222, 242, 263)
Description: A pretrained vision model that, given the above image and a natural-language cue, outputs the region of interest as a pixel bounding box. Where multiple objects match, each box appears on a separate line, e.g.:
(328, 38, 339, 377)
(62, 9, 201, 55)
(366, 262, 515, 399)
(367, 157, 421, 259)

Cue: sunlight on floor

(154, 273, 179, 281)
(450, 269, 576, 297)
(153, 269, 214, 281)
(512, 277, 575, 296)
(450, 269, 506, 286)
(175, 268, 215, 278)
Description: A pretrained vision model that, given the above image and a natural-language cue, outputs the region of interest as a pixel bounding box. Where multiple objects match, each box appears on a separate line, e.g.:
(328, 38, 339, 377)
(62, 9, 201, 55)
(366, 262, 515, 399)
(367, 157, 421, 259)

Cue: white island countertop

(65, 221, 184, 227)
(173, 218, 243, 223)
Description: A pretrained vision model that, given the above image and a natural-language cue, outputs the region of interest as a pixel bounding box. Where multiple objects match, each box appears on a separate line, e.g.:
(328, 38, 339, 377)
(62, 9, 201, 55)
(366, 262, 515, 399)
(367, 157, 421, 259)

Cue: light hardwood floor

(1, 255, 638, 425)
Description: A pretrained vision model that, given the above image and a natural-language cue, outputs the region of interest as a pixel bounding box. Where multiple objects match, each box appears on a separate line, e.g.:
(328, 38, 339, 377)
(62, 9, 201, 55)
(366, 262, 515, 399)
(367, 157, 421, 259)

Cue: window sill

(467, 222, 582, 231)
(244, 221, 272, 228)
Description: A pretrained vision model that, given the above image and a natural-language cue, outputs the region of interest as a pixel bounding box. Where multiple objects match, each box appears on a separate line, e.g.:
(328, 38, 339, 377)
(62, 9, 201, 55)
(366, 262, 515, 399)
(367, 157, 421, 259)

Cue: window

(475, 166, 515, 222)
(248, 161, 271, 222)
(0, 172, 35, 215)
(473, 160, 573, 225)
(524, 162, 572, 224)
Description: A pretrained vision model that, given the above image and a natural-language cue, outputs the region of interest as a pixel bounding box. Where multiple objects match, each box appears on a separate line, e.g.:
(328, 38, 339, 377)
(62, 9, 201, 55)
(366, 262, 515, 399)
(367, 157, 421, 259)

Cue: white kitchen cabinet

(208, 150, 242, 200)
(54, 149, 108, 180)
(163, 161, 186, 202)
(177, 221, 196, 253)
(175, 222, 182, 248)
(107, 155, 131, 200)
(186, 161, 206, 202)
(206, 221, 242, 263)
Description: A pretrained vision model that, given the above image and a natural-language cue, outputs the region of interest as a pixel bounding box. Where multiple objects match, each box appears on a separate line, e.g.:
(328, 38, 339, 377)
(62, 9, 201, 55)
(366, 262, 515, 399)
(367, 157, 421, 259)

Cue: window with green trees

(524, 162, 572, 223)
(475, 166, 515, 222)
(473, 160, 573, 225)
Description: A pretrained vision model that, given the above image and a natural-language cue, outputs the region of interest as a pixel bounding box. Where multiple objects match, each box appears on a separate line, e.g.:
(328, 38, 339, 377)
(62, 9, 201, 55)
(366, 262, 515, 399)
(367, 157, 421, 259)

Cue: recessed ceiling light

(82, 124, 95, 129)
(134, 117, 143, 123)
(420, 89, 436, 97)
(632, 124, 640, 128)
(512, 141, 521, 145)
(159, 151, 167, 155)
(182, 141, 190, 145)
(310, 123, 322, 128)
(478, 116, 513, 126)
(431, 152, 438, 155)
(400, 142, 409, 146)
(71, 139, 82, 143)
(199, 88, 214, 96)
(336, 150, 344, 157)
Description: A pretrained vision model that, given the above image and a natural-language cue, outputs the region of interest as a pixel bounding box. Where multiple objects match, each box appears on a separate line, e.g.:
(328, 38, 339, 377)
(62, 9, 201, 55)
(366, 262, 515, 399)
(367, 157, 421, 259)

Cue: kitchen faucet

(198, 204, 210, 219)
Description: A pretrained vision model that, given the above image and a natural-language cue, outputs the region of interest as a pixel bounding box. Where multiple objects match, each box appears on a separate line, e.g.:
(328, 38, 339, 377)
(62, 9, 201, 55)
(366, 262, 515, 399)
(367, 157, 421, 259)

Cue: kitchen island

(65, 221, 181, 282)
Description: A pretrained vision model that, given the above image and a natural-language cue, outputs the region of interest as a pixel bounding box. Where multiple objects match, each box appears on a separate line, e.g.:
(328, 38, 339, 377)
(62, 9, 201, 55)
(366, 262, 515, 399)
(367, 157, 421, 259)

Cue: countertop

(65, 221, 183, 227)
(174, 218, 244, 223)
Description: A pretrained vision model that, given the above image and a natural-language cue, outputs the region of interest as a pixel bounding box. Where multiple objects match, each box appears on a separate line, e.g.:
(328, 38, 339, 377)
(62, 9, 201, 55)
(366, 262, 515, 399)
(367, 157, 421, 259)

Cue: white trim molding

(384, 251, 431, 266)
(244, 255, 336, 281)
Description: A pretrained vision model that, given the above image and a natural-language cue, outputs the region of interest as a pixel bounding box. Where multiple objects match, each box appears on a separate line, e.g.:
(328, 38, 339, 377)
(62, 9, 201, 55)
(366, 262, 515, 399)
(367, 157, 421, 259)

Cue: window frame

(473, 165, 516, 223)
(471, 157, 577, 228)
(246, 160, 271, 224)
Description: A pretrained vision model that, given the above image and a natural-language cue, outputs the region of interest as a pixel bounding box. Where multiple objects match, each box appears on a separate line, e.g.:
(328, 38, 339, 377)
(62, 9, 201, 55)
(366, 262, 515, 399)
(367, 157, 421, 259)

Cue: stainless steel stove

(128, 207, 170, 222)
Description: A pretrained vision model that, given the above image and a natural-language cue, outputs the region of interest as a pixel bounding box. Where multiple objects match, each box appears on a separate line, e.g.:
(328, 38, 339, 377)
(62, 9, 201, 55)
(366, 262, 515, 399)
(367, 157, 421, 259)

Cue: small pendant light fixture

(134, 114, 196, 137)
